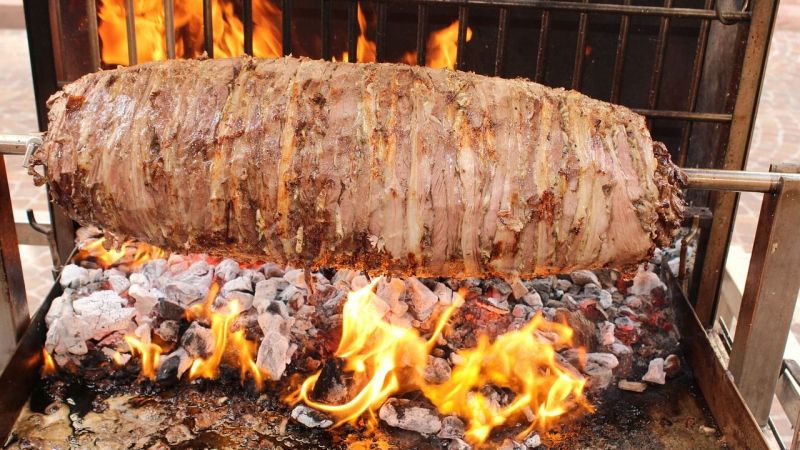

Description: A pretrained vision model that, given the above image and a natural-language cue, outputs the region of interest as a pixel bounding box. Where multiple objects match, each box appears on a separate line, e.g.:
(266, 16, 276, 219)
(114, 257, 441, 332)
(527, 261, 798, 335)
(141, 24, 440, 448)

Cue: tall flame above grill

(97, 0, 469, 70)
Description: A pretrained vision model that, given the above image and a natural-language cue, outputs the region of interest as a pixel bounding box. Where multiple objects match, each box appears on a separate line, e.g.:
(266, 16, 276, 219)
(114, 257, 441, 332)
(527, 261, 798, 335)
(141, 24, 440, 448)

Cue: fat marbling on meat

(29, 56, 686, 278)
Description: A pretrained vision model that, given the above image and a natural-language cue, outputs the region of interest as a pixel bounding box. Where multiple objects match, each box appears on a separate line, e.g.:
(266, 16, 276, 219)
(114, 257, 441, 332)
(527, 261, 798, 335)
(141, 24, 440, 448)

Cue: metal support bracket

(727, 165, 800, 426)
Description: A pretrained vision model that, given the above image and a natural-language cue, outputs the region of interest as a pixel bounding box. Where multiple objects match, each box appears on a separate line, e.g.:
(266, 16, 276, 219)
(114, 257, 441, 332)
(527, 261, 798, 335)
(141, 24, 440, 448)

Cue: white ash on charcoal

(290, 405, 333, 429)
(378, 398, 442, 435)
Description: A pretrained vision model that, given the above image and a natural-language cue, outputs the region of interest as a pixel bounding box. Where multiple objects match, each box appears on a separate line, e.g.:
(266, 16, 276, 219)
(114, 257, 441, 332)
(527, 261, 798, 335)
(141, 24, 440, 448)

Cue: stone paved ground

(0, 0, 799, 445)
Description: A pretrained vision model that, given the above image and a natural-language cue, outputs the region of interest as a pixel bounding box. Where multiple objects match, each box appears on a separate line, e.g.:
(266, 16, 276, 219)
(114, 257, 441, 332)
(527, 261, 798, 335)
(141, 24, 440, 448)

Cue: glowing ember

(41, 348, 57, 376)
(293, 279, 588, 444)
(76, 237, 167, 270)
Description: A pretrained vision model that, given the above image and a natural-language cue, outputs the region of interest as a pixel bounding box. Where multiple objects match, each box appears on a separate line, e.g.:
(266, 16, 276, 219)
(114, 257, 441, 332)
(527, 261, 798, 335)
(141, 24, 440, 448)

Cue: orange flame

(124, 335, 163, 380)
(42, 348, 57, 376)
(402, 20, 472, 69)
(76, 237, 167, 270)
(340, 3, 376, 64)
(292, 278, 463, 425)
(98, 0, 283, 66)
(293, 280, 588, 444)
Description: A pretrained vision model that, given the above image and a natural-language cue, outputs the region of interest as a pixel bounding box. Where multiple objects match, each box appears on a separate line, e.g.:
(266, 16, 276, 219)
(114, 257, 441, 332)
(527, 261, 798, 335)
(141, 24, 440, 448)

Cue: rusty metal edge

(665, 266, 770, 450)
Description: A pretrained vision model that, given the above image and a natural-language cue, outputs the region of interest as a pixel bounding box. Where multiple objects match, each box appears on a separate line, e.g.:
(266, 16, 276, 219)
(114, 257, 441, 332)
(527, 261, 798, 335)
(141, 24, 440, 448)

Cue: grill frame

(0, 0, 789, 446)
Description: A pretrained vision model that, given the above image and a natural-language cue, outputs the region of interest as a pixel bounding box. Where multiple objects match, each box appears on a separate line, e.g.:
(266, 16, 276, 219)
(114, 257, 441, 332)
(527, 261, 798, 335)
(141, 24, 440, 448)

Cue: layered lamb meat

(29, 56, 685, 278)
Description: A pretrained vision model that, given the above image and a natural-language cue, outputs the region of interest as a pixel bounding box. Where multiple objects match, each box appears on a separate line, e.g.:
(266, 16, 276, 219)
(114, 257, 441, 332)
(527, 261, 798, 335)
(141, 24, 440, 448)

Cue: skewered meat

(30, 56, 685, 278)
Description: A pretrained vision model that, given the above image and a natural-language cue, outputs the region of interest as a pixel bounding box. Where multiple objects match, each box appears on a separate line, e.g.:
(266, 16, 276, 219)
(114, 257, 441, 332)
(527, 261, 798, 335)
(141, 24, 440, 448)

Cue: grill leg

(729, 165, 800, 426)
(0, 156, 30, 372)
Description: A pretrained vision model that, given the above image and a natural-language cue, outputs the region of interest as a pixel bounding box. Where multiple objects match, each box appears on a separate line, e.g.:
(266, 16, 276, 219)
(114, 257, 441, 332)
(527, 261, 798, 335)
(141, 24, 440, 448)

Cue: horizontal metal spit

(0, 134, 796, 194)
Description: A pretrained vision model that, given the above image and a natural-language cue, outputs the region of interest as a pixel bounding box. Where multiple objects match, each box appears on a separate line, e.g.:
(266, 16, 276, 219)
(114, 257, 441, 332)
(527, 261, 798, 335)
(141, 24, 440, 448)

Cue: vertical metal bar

(534, 11, 550, 83)
(415, 4, 428, 66)
(609, 0, 630, 103)
(85, 0, 101, 70)
(321, 0, 331, 60)
(347, 1, 357, 62)
(375, 2, 388, 62)
(572, 0, 589, 90)
(124, 0, 138, 65)
(164, 0, 176, 59)
(456, 6, 469, 70)
(243, 0, 253, 56)
(494, 7, 509, 76)
(203, 0, 214, 58)
(695, 0, 780, 327)
(0, 153, 30, 372)
(282, 0, 292, 56)
(647, 0, 673, 111)
(729, 169, 800, 426)
(677, 0, 713, 167)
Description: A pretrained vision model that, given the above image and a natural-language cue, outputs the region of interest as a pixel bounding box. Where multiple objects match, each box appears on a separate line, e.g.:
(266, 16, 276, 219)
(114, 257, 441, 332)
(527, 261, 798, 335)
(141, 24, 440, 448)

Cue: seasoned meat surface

(30, 56, 685, 278)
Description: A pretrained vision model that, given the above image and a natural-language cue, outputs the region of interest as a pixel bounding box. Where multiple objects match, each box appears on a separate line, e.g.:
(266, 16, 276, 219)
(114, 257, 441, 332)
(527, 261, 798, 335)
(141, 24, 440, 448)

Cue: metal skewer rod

(682, 167, 800, 193)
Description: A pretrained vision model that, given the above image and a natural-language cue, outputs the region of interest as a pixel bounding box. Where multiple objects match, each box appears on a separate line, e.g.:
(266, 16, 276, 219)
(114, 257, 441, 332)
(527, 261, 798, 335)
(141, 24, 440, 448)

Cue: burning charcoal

(253, 279, 281, 314)
(594, 269, 619, 289)
(223, 291, 255, 311)
(106, 274, 131, 294)
(128, 284, 163, 318)
(215, 258, 241, 282)
(142, 259, 168, 282)
(628, 268, 666, 297)
(586, 353, 619, 370)
(181, 322, 215, 359)
(610, 342, 633, 377)
(448, 438, 473, 450)
(578, 299, 608, 321)
(554, 278, 572, 292)
(556, 309, 596, 351)
(624, 295, 644, 309)
(664, 354, 681, 378)
(377, 278, 408, 315)
(162, 260, 214, 304)
(350, 274, 369, 291)
(642, 357, 666, 385)
(599, 321, 616, 346)
(521, 292, 543, 307)
(291, 405, 333, 429)
(407, 278, 439, 321)
(598, 290, 613, 309)
(46, 290, 74, 327)
(512, 304, 532, 318)
(530, 277, 556, 298)
(487, 279, 512, 299)
(437, 416, 465, 439)
(159, 298, 186, 321)
(46, 316, 89, 355)
(222, 276, 254, 296)
(310, 359, 349, 404)
(256, 331, 294, 381)
(332, 269, 358, 288)
(378, 398, 442, 435)
(524, 432, 542, 448)
(479, 296, 510, 315)
(60, 264, 90, 288)
(72, 291, 136, 340)
(163, 282, 208, 309)
(279, 285, 305, 305)
(259, 262, 285, 278)
(584, 363, 614, 393)
(129, 272, 149, 288)
(618, 380, 647, 393)
(165, 424, 194, 446)
(570, 270, 601, 287)
(434, 282, 455, 305)
(156, 349, 191, 383)
(283, 268, 308, 289)
(582, 283, 602, 299)
(424, 356, 452, 384)
(509, 278, 529, 300)
(155, 320, 180, 343)
(561, 293, 578, 309)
